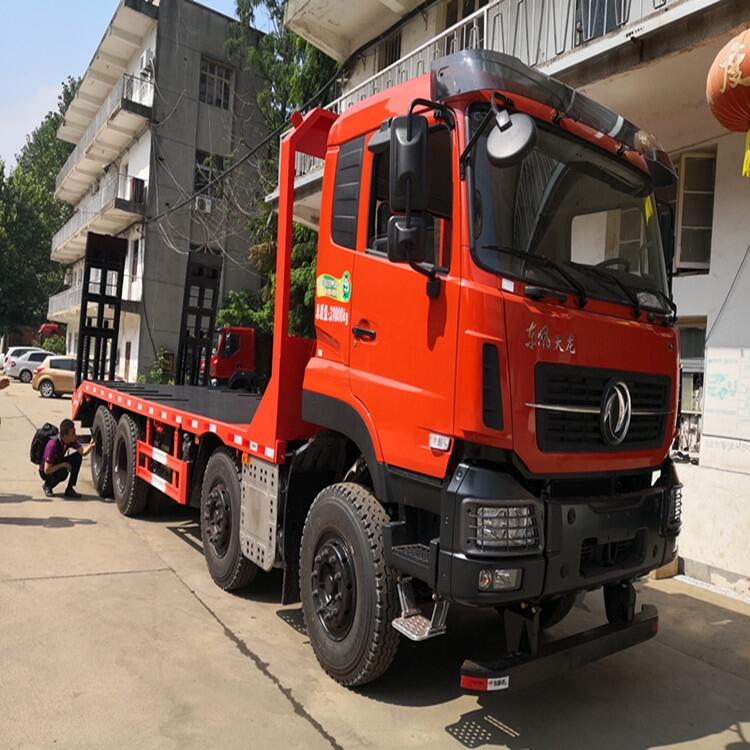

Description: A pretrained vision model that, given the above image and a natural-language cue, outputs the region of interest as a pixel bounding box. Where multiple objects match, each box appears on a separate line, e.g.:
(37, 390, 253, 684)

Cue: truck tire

(200, 449, 257, 591)
(91, 405, 116, 498)
(299, 482, 400, 687)
(112, 414, 149, 517)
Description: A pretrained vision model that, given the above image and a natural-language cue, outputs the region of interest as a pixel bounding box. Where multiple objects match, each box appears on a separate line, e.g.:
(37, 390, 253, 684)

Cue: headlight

(475, 505, 538, 550)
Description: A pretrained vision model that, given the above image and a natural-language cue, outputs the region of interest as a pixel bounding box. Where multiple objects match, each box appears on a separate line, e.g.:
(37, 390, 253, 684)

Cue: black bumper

(386, 461, 680, 606)
(460, 604, 659, 692)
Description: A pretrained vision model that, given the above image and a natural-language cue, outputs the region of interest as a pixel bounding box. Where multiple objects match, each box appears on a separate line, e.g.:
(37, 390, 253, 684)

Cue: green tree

(0, 78, 78, 328)
(221, 1, 337, 337)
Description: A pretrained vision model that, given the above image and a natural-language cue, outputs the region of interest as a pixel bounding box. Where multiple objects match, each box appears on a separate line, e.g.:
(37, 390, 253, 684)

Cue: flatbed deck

(89, 382, 262, 426)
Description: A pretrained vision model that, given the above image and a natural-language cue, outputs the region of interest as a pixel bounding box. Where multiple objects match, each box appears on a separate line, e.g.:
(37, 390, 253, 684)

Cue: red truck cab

(209, 326, 256, 390)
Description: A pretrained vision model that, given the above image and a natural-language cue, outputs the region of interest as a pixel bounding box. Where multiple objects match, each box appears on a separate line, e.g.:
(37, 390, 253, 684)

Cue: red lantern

(707, 29, 750, 177)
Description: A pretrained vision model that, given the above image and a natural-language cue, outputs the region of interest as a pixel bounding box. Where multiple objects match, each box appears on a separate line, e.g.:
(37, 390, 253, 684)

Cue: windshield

(469, 106, 670, 311)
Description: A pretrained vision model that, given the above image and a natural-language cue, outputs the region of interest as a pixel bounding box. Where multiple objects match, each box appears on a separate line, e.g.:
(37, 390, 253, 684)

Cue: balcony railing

(52, 173, 147, 253)
(48, 284, 83, 319)
(56, 74, 154, 193)
(293, 0, 698, 179)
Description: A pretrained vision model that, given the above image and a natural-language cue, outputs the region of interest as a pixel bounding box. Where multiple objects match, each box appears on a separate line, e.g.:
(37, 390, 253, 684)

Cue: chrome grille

(534, 364, 670, 452)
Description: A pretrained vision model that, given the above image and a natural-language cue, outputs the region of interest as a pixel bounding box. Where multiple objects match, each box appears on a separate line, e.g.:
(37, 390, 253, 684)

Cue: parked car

(2, 346, 43, 372)
(32, 356, 77, 398)
(7, 350, 54, 383)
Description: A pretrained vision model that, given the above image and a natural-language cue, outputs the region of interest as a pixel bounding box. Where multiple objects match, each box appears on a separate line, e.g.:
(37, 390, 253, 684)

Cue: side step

(460, 604, 659, 693)
(391, 577, 449, 642)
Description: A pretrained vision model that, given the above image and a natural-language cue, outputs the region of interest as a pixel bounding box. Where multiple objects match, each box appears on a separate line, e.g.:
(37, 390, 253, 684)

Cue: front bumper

(432, 461, 680, 605)
(460, 603, 659, 692)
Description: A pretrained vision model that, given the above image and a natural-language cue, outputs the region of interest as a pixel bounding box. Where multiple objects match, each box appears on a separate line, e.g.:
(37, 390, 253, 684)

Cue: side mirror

(386, 214, 428, 264)
(486, 111, 537, 168)
(389, 115, 428, 213)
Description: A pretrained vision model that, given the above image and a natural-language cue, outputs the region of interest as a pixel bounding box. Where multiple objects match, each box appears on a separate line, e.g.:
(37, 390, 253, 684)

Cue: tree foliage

(221, 1, 336, 337)
(0, 79, 79, 328)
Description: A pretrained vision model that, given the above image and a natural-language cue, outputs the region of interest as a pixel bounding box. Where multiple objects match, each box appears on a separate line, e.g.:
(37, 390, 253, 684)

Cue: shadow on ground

(0, 516, 96, 528)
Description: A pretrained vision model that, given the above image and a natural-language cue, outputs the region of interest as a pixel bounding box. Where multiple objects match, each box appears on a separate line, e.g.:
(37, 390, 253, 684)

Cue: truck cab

(301, 48, 680, 645)
(209, 325, 257, 390)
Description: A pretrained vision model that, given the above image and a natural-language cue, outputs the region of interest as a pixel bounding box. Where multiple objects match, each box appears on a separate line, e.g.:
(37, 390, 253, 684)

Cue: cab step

(391, 577, 449, 642)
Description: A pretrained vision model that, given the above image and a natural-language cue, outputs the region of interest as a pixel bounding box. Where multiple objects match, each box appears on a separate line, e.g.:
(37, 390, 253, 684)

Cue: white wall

(346, 3, 443, 90)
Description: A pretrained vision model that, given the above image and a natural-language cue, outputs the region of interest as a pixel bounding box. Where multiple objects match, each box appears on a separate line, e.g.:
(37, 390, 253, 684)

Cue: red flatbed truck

(72, 50, 682, 691)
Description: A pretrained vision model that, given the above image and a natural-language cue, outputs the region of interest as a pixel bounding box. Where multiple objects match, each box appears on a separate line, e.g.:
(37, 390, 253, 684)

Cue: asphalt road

(1, 382, 750, 749)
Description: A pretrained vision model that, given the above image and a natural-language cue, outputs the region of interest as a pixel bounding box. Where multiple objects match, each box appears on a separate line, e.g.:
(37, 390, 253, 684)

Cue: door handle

(352, 326, 376, 342)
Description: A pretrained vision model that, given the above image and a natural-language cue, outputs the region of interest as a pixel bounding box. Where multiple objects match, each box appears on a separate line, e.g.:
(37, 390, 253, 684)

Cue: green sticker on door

(316, 271, 352, 303)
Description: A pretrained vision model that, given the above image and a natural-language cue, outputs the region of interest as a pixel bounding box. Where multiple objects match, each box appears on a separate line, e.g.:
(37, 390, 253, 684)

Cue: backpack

(30, 423, 58, 465)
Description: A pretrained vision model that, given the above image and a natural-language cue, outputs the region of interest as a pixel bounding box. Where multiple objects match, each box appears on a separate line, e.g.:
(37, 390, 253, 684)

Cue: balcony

(58, 0, 158, 144)
(273, 0, 723, 226)
(51, 174, 147, 264)
(48, 284, 84, 323)
(56, 75, 154, 205)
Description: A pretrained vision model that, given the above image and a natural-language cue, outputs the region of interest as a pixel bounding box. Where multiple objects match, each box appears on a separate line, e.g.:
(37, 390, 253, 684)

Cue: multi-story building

(280, 0, 750, 593)
(48, 0, 264, 382)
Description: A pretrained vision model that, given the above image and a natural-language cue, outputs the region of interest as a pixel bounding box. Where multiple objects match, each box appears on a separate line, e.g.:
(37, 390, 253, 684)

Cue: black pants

(44, 452, 82, 490)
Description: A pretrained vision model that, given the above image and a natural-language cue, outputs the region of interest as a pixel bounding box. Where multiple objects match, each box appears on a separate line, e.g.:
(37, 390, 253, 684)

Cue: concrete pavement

(1, 382, 749, 749)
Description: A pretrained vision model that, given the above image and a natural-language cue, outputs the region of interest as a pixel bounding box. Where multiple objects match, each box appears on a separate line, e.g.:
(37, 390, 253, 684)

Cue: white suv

(2, 346, 44, 372)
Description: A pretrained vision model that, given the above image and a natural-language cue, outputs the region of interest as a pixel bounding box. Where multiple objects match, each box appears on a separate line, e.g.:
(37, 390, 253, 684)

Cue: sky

(0, 0, 266, 169)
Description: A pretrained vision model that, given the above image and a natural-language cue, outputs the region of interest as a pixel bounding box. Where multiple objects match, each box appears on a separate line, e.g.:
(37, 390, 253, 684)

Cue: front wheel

(300, 483, 400, 687)
(19, 370, 32, 384)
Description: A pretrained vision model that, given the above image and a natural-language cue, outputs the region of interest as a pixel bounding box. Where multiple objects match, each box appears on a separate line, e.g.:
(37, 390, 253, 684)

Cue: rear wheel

(200, 449, 257, 591)
(39, 380, 55, 398)
(300, 483, 399, 687)
(112, 414, 149, 517)
(91, 405, 116, 498)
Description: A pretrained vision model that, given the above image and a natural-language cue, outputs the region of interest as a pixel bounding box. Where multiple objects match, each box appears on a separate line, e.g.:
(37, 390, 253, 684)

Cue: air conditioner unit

(139, 49, 154, 75)
(195, 195, 213, 214)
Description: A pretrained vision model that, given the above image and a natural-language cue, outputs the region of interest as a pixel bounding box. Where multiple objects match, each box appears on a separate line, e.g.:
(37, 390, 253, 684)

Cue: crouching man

(40, 419, 95, 499)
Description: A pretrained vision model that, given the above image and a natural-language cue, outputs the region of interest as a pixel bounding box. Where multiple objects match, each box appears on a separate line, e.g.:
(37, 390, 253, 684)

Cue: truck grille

(534, 364, 670, 452)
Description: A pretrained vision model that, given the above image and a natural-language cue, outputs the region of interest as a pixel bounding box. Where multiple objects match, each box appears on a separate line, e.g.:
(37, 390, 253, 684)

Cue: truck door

(349, 125, 459, 477)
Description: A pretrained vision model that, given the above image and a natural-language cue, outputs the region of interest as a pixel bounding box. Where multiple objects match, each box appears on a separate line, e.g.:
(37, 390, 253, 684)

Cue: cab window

(223, 332, 240, 356)
(367, 126, 453, 267)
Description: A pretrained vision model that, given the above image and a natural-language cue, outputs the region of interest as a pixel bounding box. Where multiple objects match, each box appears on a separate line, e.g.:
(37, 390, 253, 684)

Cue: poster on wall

(702, 347, 750, 471)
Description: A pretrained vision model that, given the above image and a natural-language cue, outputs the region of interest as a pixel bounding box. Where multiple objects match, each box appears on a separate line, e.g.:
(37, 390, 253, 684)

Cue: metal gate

(75, 233, 128, 386)
(175, 251, 222, 386)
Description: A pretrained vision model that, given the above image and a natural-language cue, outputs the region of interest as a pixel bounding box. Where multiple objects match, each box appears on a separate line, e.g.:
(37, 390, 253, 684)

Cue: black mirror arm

(409, 260, 442, 299)
(407, 98, 456, 130)
(459, 108, 494, 180)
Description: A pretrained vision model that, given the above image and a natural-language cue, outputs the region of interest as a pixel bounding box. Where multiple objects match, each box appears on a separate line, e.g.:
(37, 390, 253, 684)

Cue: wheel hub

(310, 537, 355, 640)
(204, 483, 231, 556)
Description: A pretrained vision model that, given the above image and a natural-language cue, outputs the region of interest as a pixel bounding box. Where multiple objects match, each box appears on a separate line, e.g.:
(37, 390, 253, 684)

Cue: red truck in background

(72, 50, 682, 692)
(209, 326, 257, 390)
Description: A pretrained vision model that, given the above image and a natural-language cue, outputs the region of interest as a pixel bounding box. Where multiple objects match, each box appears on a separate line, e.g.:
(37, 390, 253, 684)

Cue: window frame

(199, 57, 233, 111)
(674, 151, 715, 272)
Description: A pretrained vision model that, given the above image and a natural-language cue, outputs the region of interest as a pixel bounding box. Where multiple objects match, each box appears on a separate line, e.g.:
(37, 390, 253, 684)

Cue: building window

(674, 152, 715, 272)
(377, 33, 402, 72)
(131, 239, 140, 280)
(194, 151, 225, 199)
(199, 59, 232, 110)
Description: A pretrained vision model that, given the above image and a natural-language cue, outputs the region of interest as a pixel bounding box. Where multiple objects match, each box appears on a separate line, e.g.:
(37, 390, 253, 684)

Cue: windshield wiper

(481, 245, 587, 307)
(566, 262, 641, 319)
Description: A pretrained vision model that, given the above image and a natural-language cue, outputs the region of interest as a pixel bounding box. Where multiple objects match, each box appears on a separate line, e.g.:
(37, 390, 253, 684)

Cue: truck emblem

(525, 322, 575, 354)
(601, 380, 632, 446)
